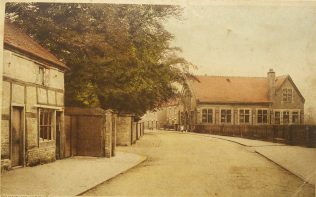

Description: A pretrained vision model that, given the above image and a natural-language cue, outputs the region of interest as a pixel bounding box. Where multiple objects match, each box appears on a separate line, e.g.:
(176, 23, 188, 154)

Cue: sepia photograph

(0, 0, 315, 196)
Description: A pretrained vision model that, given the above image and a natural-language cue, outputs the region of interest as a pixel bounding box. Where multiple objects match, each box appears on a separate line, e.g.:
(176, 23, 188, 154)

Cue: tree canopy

(5, 3, 195, 116)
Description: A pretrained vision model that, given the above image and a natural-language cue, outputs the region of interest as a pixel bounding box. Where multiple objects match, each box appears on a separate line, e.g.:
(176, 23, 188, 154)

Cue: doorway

(56, 111, 62, 159)
(11, 106, 24, 167)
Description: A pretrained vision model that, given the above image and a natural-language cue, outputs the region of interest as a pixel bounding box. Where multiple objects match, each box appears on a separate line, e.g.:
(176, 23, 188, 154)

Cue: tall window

(39, 108, 54, 141)
(292, 111, 299, 124)
(239, 109, 250, 124)
(202, 109, 213, 123)
(221, 109, 232, 123)
(257, 109, 268, 124)
(283, 111, 290, 124)
(282, 88, 293, 102)
(37, 66, 45, 85)
(275, 111, 281, 124)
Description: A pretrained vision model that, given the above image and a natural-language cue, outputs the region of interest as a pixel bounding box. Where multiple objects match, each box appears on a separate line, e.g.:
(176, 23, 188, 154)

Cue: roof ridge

(195, 75, 266, 78)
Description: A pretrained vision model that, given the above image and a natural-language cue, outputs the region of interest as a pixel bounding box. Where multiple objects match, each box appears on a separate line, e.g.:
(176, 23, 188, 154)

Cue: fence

(193, 124, 316, 148)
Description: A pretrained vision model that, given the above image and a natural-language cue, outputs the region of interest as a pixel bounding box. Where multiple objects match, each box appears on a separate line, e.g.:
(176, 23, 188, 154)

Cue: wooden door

(76, 116, 103, 157)
(11, 107, 23, 167)
(64, 115, 72, 158)
(56, 112, 61, 159)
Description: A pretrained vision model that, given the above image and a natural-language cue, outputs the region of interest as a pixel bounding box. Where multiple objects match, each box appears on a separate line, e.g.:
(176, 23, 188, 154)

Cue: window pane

(240, 115, 244, 123)
(245, 115, 249, 123)
(283, 111, 289, 124)
(227, 114, 231, 123)
(202, 109, 207, 123)
(207, 109, 212, 123)
(48, 126, 51, 140)
(275, 112, 280, 124)
(292, 112, 299, 124)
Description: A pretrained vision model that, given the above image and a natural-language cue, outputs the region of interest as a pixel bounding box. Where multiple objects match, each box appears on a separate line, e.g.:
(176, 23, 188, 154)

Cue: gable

(276, 76, 305, 103)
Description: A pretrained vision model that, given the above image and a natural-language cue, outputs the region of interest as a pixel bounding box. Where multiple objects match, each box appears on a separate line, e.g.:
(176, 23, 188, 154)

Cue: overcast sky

(165, 3, 316, 111)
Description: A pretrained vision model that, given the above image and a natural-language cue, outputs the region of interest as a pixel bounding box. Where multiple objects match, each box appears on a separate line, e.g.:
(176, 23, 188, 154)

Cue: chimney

(267, 68, 275, 102)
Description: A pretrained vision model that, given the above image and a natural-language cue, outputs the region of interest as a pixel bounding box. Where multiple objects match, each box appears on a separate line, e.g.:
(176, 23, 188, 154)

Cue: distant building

(141, 98, 182, 130)
(181, 69, 305, 130)
(1, 22, 69, 170)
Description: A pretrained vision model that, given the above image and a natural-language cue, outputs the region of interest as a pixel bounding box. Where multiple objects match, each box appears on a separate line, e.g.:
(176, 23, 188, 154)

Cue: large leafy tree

(5, 3, 195, 116)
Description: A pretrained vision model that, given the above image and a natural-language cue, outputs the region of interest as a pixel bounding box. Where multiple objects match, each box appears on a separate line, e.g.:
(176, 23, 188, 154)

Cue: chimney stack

(267, 68, 275, 102)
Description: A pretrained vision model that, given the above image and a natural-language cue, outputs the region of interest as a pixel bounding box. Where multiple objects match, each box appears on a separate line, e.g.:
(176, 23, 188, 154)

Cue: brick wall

(116, 115, 132, 146)
(27, 142, 56, 166)
(104, 110, 113, 158)
(131, 121, 137, 144)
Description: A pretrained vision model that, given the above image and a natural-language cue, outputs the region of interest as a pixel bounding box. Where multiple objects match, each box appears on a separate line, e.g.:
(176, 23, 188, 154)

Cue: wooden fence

(193, 124, 316, 148)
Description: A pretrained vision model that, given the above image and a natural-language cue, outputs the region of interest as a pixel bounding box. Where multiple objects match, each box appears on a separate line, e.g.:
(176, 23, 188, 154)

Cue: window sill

(39, 140, 55, 147)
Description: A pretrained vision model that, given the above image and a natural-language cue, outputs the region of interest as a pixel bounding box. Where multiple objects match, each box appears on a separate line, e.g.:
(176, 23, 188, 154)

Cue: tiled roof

(190, 75, 288, 104)
(4, 21, 69, 70)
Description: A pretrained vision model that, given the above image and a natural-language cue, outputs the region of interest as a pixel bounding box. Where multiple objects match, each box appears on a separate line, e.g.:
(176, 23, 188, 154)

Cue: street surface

(82, 131, 314, 197)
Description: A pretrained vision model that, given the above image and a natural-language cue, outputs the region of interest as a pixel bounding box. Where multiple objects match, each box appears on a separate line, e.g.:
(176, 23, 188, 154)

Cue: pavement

(189, 131, 316, 185)
(1, 151, 146, 196)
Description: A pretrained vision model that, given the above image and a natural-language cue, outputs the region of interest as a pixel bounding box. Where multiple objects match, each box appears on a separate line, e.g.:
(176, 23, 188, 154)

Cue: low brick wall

(194, 124, 316, 148)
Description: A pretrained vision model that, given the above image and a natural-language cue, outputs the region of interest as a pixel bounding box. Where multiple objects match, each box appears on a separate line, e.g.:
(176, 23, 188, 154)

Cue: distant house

(141, 98, 181, 130)
(1, 22, 69, 170)
(180, 69, 305, 130)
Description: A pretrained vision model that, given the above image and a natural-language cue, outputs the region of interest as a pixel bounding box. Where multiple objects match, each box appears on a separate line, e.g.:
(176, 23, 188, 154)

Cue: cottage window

(239, 109, 250, 124)
(37, 66, 45, 85)
(257, 109, 268, 124)
(274, 111, 281, 124)
(202, 109, 213, 123)
(283, 111, 290, 124)
(292, 111, 299, 124)
(39, 108, 54, 141)
(282, 88, 293, 102)
(221, 109, 232, 123)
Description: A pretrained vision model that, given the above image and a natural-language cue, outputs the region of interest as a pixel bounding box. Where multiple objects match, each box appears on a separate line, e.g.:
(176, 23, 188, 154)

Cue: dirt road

(82, 131, 314, 197)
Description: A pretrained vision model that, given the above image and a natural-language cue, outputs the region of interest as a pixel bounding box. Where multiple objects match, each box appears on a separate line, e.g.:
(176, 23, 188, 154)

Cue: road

(82, 131, 314, 197)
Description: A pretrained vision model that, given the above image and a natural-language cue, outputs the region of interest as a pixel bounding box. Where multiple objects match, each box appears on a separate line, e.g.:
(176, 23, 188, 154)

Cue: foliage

(5, 3, 195, 116)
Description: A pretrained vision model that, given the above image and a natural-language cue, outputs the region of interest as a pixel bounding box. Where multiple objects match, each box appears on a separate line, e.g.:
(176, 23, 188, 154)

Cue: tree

(5, 3, 195, 116)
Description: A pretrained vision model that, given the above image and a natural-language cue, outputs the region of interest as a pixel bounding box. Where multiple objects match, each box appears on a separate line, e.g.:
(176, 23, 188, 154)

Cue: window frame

(201, 108, 213, 124)
(257, 109, 269, 124)
(292, 111, 299, 124)
(239, 109, 251, 124)
(282, 88, 293, 103)
(220, 109, 232, 124)
(274, 111, 281, 125)
(37, 65, 45, 85)
(38, 108, 55, 142)
(282, 111, 290, 125)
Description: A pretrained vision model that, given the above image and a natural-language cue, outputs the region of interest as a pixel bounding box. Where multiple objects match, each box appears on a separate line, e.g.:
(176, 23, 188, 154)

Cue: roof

(4, 21, 69, 70)
(190, 75, 288, 104)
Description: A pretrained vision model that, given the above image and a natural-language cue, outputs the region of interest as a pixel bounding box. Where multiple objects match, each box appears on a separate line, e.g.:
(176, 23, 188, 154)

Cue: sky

(0, 0, 315, 114)
(164, 3, 316, 113)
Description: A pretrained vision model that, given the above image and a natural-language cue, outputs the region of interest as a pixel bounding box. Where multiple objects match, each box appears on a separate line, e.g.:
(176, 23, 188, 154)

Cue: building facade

(1, 22, 69, 170)
(180, 69, 305, 130)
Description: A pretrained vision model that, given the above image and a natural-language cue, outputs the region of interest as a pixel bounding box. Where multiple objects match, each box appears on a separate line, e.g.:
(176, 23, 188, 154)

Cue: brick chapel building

(180, 69, 305, 130)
